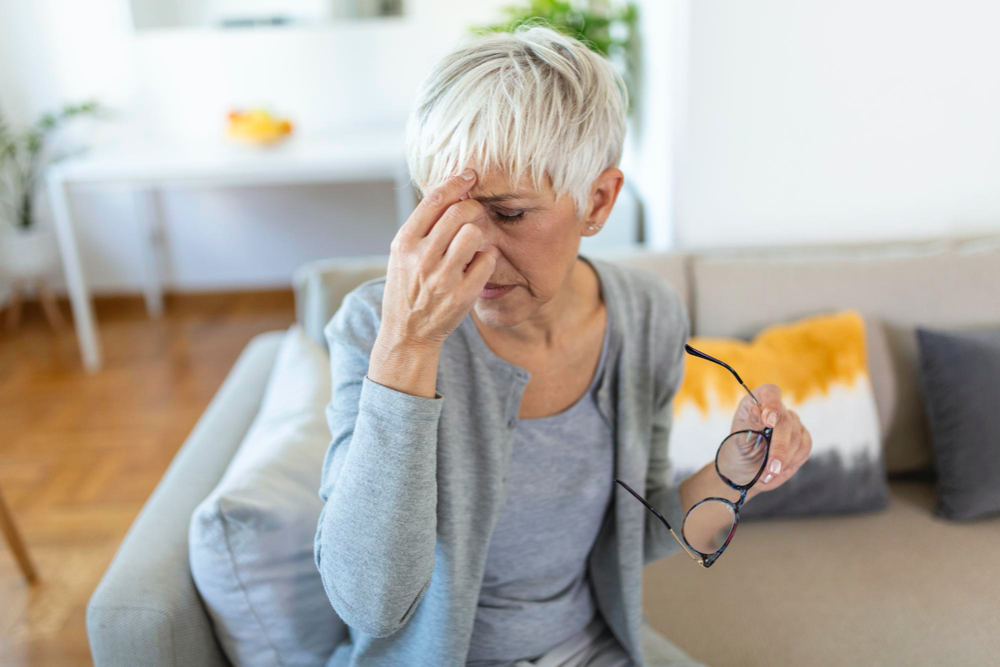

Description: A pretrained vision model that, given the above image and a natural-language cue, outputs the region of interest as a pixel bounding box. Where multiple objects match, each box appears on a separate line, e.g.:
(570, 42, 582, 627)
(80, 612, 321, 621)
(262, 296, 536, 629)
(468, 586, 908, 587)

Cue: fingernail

(460, 168, 476, 180)
(765, 410, 778, 427)
(763, 473, 773, 484)
(769, 459, 782, 475)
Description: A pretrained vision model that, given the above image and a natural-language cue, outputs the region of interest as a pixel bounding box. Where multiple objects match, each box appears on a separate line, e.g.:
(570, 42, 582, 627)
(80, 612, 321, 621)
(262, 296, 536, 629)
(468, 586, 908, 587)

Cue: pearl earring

(588, 224, 601, 231)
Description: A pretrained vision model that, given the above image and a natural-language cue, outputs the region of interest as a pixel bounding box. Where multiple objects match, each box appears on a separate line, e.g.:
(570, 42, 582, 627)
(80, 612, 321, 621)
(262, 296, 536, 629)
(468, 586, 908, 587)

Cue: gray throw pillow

(189, 324, 347, 665)
(916, 326, 1000, 521)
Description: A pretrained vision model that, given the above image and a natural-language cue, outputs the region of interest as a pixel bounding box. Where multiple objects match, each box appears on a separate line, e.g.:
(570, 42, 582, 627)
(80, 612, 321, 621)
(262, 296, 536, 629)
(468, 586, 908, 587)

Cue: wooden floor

(0, 289, 295, 665)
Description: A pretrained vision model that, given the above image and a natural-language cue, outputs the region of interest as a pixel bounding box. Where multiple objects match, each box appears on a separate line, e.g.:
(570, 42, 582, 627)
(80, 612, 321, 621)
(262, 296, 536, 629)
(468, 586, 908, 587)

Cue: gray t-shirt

(465, 310, 618, 666)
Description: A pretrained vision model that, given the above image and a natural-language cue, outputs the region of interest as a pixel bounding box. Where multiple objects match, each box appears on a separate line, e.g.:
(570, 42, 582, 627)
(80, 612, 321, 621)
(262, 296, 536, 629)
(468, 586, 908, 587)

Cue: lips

(479, 283, 514, 299)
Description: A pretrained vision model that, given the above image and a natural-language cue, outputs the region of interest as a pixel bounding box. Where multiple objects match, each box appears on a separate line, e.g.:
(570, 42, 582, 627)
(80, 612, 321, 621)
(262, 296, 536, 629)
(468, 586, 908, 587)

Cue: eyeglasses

(614, 343, 773, 568)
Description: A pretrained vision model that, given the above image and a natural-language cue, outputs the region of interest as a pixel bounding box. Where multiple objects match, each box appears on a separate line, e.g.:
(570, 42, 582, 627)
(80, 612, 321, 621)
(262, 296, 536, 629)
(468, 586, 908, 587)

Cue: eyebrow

(472, 193, 537, 204)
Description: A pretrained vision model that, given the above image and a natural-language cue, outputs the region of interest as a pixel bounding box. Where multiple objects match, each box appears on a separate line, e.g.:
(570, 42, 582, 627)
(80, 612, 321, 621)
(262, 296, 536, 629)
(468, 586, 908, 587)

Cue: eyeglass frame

(614, 343, 774, 568)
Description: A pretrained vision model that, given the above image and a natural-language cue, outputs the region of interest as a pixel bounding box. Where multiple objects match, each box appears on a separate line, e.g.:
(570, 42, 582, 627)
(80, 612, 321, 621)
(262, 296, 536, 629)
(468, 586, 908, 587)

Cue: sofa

(87, 232, 1000, 666)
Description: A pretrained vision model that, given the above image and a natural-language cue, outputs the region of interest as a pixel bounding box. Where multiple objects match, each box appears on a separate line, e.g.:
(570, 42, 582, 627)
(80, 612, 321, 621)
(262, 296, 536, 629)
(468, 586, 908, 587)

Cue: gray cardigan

(315, 254, 691, 666)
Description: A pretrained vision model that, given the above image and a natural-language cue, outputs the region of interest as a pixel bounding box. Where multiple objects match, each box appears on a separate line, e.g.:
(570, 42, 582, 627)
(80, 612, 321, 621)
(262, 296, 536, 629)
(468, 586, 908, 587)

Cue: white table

(46, 129, 412, 372)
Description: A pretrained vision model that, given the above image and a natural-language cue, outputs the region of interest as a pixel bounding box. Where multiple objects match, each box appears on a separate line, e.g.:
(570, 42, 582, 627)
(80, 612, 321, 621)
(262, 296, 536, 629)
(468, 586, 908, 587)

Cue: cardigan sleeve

(314, 285, 443, 638)
(643, 281, 692, 566)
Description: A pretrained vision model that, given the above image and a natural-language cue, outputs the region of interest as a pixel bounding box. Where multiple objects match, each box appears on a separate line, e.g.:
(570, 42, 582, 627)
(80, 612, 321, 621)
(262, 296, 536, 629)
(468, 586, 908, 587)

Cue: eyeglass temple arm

(614, 479, 704, 565)
(684, 344, 759, 407)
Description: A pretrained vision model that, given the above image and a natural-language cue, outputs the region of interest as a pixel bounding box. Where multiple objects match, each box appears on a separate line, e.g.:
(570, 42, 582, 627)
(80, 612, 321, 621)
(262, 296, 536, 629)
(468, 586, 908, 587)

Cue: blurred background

(2, 0, 1000, 665)
(3, 0, 1000, 301)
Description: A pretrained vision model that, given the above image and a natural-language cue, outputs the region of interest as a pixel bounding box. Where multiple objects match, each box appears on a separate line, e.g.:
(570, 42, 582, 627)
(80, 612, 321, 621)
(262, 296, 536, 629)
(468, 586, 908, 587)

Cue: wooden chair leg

(36, 277, 65, 331)
(0, 486, 37, 584)
(5, 279, 22, 331)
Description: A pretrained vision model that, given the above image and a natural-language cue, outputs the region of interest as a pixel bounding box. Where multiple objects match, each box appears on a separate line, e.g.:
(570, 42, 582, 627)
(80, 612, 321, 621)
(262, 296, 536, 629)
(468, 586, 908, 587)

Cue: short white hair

(405, 23, 628, 217)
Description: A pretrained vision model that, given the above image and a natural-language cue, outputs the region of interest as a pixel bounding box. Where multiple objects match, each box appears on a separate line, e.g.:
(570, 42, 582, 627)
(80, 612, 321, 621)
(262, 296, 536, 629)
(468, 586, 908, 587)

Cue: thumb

(760, 403, 781, 429)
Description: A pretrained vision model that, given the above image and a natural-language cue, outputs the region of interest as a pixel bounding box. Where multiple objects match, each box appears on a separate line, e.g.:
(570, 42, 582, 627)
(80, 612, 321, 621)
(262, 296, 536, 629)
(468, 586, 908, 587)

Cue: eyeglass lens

(683, 500, 735, 554)
(717, 430, 769, 486)
(681, 430, 768, 555)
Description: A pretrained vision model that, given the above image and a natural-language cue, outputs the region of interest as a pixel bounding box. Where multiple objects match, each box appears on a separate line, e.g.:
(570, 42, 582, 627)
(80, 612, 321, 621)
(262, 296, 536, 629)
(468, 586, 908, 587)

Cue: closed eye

(491, 209, 525, 223)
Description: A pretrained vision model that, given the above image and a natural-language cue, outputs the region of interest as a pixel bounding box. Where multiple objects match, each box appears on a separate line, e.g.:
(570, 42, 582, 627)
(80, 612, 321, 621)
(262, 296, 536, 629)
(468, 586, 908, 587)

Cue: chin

(472, 300, 521, 328)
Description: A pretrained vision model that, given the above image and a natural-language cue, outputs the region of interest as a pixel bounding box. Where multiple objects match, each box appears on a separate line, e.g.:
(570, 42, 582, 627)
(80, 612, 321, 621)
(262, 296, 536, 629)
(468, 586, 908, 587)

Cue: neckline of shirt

(516, 300, 611, 424)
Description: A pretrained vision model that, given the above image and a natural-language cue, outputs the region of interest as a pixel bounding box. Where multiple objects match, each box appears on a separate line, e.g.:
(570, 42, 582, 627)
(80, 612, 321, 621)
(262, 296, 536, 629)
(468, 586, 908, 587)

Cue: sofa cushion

(583, 248, 691, 318)
(643, 480, 1000, 666)
(189, 324, 345, 666)
(668, 309, 887, 519)
(916, 325, 1000, 520)
(690, 233, 1000, 474)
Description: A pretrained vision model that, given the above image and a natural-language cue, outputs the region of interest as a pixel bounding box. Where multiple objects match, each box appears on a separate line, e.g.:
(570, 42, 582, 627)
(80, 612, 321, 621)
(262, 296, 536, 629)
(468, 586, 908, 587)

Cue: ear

(582, 167, 624, 235)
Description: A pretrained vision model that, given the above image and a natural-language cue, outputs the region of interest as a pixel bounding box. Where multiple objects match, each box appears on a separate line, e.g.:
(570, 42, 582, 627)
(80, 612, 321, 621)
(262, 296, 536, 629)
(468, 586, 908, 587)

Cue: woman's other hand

(730, 384, 813, 501)
(380, 168, 498, 351)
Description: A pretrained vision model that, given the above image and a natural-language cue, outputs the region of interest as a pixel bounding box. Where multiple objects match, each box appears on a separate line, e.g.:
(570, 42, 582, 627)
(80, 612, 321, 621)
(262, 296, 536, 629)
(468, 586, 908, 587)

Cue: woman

(315, 25, 812, 666)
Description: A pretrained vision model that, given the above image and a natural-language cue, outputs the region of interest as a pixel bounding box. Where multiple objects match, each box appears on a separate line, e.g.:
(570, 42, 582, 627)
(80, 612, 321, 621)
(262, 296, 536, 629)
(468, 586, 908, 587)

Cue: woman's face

(458, 167, 621, 331)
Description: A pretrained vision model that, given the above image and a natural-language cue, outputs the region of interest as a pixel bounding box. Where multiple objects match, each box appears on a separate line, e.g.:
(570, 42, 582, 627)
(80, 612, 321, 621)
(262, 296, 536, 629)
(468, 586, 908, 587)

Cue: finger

(734, 395, 758, 428)
(784, 423, 804, 471)
(794, 422, 813, 468)
(425, 198, 487, 255)
(783, 432, 812, 478)
(784, 410, 809, 462)
(441, 222, 486, 277)
(783, 457, 806, 480)
(403, 168, 478, 240)
(753, 384, 782, 428)
(761, 406, 793, 483)
(760, 403, 781, 429)
(463, 250, 497, 288)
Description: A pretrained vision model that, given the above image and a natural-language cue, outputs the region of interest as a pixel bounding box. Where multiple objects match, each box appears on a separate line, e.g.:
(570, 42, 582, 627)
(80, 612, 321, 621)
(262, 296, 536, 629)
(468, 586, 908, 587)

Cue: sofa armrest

(292, 254, 390, 350)
(87, 330, 286, 667)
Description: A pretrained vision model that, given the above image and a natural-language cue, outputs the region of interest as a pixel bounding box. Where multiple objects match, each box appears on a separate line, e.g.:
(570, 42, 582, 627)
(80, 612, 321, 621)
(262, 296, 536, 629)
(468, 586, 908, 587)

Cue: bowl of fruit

(226, 107, 294, 146)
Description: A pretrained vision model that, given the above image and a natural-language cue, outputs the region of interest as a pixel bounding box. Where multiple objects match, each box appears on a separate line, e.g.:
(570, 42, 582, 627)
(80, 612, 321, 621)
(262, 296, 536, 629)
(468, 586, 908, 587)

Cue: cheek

(518, 211, 579, 249)
(501, 215, 578, 291)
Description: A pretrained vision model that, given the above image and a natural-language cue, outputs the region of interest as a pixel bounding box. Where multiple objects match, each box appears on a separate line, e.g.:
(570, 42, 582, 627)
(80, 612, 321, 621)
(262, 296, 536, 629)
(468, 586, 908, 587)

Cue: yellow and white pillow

(667, 310, 888, 518)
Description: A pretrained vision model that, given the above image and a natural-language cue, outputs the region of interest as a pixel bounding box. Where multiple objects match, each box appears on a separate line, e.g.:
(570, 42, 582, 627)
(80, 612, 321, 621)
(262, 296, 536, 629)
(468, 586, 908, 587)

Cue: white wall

(8, 0, 997, 298)
(626, 0, 687, 250)
(677, 0, 1000, 249)
(0, 0, 509, 295)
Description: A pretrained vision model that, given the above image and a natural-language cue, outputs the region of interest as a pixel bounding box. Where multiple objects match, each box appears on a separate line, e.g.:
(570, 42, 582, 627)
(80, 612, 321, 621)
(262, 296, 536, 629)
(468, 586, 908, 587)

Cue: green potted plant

(0, 100, 104, 306)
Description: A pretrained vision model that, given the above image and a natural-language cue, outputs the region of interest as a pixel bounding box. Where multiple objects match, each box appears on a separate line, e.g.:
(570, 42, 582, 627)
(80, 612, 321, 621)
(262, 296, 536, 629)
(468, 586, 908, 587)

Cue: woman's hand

(379, 168, 497, 351)
(729, 384, 813, 502)
(367, 168, 496, 399)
